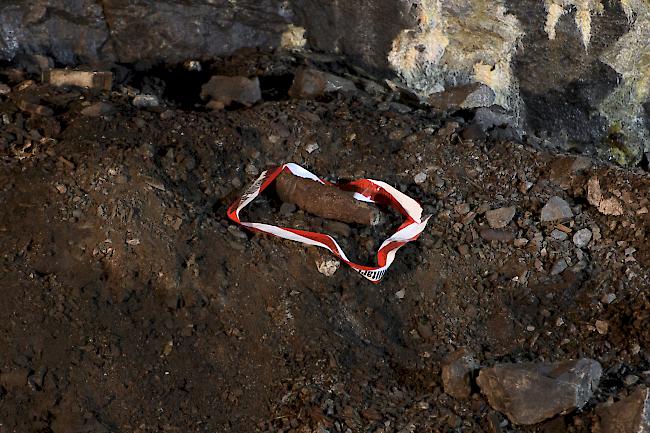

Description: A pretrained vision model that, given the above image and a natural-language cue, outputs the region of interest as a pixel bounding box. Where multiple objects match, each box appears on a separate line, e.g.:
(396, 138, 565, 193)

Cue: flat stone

(573, 228, 593, 248)
(80, 101, 115, 117)
(479, 228, 516, 242)
(540, 196, 574, 222)
(442, 348, 478, 400)
(485, 206, 516, 229)
(551, 258, 568, 275)
(289, 68, 356, 99)
(414, 172, 427, 184)
(477, 358, 602, 425)
(551, 229, 568, 241)
(200, 75, 262, 107)
(132, 94, 159, 108)
(428, 82, 495, 112)
(46, 69, 112, 91)
(594, 387, 650, 433)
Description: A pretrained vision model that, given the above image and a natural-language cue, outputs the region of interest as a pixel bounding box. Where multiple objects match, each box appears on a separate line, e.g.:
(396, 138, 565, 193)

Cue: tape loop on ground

(227, 163, 430, 282)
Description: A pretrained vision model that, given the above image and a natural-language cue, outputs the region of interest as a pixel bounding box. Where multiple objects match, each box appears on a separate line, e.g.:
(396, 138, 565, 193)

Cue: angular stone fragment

(485, 206, 516, 229)
(479, 228, 516, 242)
(540, 196, 573, 222)
(442, 348, 478, 400)
(45, 69, 112, 91)
(200, 76, 262, 107)
(428, 83, 496, 112)
(594, 387, 650, 433)
(587, 177, 624, 216)
(80, 102, 115, 117)
(477, 358, 602, 425)
(289, 68, 356, 99)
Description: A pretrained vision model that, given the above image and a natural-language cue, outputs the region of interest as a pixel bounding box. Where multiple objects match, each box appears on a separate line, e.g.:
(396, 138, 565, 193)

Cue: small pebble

(572, 228, 592, 248)
(485, 206, 516, 229)
(316, 257, 340, 277)
(514, 238, 529, 247)
(395, 289, 406, 299)
(414, 172, 427, 184)
(551, 229, 568, 241)
(601, 293, 616, 304)
(623, 374, 639, 386)
(305, 143, 319, 154)
(595, 320, 609, 335)
(550, 258, 568, 275)
(133, 94, 159, 108)
(280, 202, 297, 215)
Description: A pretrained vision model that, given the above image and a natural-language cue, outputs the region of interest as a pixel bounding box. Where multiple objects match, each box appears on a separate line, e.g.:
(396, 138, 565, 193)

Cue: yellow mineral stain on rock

(544, 2, 566, 40)
(388, 0, 523, 112)
(543, 0, 604, 49)
(280, 24, 307, 50)
(599, 0, 650, 164)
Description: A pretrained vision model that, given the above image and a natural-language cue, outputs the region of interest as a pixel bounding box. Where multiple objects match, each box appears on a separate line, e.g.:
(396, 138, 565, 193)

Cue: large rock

(477, 358, 602, 425)
(594, 387, 650, 433)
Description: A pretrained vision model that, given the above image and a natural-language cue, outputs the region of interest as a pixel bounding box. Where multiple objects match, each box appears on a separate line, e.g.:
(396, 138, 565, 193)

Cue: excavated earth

(0, 53, 649, 433)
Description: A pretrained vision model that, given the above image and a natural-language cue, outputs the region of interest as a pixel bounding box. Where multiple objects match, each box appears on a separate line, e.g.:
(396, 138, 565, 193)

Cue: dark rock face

(506, 0, 629, 152)
(0, 0, 111, 65)
(290, 0, 411, 73)
(0, 0, 289, 66)
(103, 0, 289, 65)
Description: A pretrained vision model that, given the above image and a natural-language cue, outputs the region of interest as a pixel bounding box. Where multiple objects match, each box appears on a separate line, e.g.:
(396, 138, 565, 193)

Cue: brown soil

(0, 54, 648, 433)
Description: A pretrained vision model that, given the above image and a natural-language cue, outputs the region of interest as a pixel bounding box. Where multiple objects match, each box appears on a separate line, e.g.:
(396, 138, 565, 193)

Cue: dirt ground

(0, 53, 648, 433)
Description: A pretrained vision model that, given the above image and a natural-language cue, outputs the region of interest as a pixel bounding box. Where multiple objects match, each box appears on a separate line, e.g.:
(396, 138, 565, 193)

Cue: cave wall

(1, 0, 648, 165)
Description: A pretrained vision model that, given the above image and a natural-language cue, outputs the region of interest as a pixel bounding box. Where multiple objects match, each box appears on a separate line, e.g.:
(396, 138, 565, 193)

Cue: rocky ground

(0, 52, 648, 433)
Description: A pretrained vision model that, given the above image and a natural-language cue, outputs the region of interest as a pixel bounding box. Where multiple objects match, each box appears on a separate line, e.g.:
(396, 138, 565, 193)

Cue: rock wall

(1, 0, 649, 165)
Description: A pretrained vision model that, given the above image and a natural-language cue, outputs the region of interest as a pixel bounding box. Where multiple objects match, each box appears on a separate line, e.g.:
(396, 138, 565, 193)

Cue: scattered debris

(132, 94, 160, 108)
(289, 68, 356, 99)
(485, 206, 516, 229)
(44, 69, 113, 91)
(441, 349, 477, 400)
(477, 358, 602, 425)
(275, 172, 381, 226)
(540, 196, 574, 222)
(594, 387, 650, 433)
(200, 75, 262, 107)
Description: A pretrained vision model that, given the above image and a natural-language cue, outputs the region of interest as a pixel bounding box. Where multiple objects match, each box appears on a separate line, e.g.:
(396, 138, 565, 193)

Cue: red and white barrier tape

(227, 163, 430, 282)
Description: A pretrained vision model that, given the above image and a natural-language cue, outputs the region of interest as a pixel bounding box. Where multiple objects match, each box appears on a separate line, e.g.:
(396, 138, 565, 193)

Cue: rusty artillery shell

(275, 172, 381, 226)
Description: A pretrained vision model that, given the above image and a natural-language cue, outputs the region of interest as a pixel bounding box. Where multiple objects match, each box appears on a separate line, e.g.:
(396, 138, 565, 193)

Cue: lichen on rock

(543, 0, 605, 49)
(598, 0, 650, 165)
(387, 0, 523, 114)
